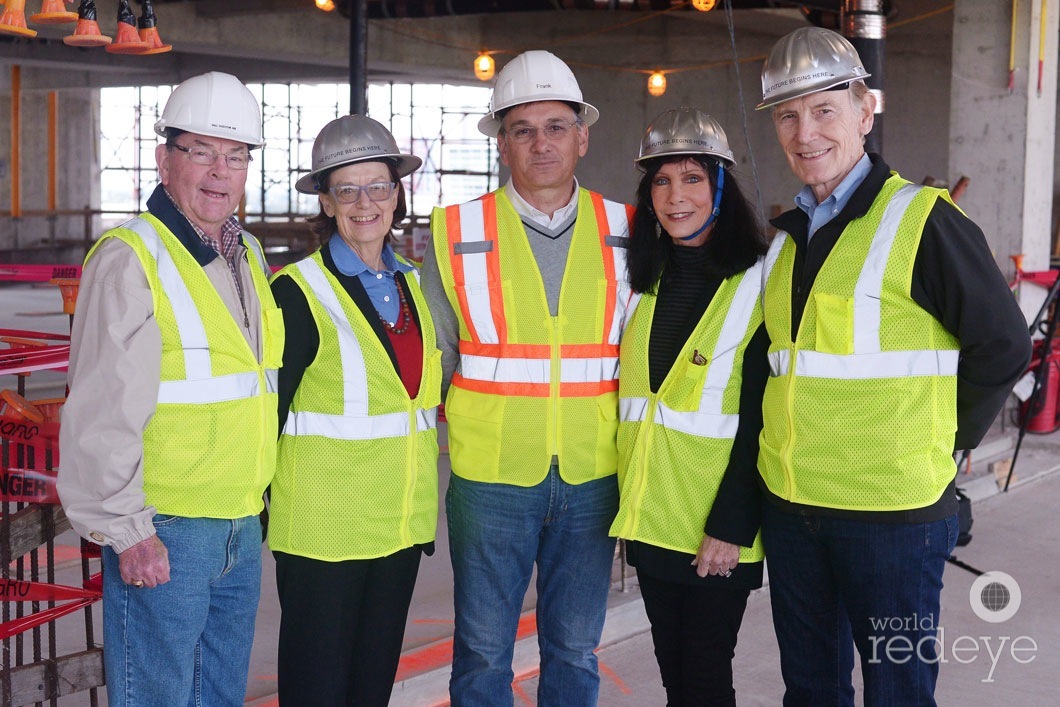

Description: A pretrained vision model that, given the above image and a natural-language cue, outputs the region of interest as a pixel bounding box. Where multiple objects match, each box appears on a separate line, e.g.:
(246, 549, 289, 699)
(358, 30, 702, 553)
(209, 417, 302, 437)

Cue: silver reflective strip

(769, 348, 959, 379)
(654, 401, 739, 439)
(602, 198, 632, 346)
(284, 407, 437, 440)
(853, 184, 921, 354)
(699, 260, 764, 415)
(618, 397, 737, 439)
(265, 368, 278, 394)
(456, 200, 500, 345)
(242, 233, 270, 278)
(620, 396, 649, 422)
(124, 218, 212, 381)
(460, 354, 618, 384)
(761, 232, 787, 302)
(157, 371, 260, 404)
(296, 258, 369, 416)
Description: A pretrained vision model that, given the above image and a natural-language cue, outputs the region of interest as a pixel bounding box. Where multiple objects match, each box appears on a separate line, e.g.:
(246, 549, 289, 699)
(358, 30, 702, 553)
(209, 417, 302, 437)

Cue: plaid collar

(162, 188, 243, 262)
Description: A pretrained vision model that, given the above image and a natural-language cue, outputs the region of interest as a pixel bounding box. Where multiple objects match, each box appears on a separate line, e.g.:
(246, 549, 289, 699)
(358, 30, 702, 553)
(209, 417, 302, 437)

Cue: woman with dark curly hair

(610, 107, 770, 707)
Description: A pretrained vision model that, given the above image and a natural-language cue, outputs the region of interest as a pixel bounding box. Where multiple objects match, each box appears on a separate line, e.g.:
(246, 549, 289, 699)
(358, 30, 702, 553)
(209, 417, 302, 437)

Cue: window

(100, 81, 498, 227)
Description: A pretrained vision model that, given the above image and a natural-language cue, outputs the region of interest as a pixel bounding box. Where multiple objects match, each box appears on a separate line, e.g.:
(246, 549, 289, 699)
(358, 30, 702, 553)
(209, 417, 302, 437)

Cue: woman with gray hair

(269, 114, 441, 706)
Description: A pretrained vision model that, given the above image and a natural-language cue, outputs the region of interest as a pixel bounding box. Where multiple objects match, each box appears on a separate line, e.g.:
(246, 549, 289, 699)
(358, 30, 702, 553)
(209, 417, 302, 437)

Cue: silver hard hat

(636, 107, 735, 168)
(295, 115, 422, 194)
(757, 27, 870, 110)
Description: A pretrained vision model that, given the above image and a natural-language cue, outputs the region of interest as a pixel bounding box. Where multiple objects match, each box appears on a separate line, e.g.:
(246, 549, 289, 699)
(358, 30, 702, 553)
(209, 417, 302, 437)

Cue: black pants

(637, 570, 751, 707)
(274, 547, 422, 706)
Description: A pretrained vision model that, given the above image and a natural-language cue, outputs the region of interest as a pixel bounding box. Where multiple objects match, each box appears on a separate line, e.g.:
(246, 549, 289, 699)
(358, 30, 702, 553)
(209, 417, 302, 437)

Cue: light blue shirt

(328, 237, 414, 325)
(794, 153, 873, 242)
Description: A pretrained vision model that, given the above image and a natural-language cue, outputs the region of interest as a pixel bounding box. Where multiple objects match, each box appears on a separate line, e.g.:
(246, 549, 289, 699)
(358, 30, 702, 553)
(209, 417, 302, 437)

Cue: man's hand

(117, 535, 170, 588)
(691, 534, 740, 578)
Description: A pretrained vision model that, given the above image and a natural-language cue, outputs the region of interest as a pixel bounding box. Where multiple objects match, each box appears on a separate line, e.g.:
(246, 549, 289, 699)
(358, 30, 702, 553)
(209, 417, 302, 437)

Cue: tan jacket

(57, 235, 263, 552)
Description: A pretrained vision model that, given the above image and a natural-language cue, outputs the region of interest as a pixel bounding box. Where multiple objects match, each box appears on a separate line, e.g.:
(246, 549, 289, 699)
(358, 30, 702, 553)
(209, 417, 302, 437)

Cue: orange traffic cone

(63, 0, 110, 47)
(136, 0, 171, 55)
(0, 0, 39, 38)
(105, 0, 148, 54)
(30, 0, 78, 25)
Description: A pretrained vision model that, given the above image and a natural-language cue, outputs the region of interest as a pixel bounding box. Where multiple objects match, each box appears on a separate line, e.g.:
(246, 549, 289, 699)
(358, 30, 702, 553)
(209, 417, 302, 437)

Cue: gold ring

(131, 580, 145, 588)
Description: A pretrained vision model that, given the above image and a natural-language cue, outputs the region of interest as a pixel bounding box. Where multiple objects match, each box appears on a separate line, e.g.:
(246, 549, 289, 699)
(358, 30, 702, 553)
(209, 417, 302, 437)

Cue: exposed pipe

(11, 65, 21, 219)
(350, 0, 367, 114)
(842, 0, 885, 154)
(48, 92, 57, 213)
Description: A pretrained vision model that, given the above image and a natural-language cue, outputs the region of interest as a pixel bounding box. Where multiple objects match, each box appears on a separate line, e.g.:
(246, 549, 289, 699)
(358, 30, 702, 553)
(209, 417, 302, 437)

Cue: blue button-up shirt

(794, 153, 873, 242)
(328, 237, 414, 325)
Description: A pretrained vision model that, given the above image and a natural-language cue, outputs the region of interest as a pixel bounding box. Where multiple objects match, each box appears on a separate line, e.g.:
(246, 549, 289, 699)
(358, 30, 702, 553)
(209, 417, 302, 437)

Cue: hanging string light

(647, 71, 667, 97)
(692, 0, 717, 10)
(474, 53, 495, 81)
(316, 0, 336, 11)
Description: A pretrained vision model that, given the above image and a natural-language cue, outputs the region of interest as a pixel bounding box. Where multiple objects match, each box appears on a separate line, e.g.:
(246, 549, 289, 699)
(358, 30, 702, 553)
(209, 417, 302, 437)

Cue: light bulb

(648, 72, 667, 97)
(474, 53, 495, 82)
(316, 0, 336, 12)
(692, 0, 717, 11)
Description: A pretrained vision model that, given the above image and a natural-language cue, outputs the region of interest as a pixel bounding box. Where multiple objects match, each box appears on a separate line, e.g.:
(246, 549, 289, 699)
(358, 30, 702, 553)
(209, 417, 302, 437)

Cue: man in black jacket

(755, 27, 1032, 706)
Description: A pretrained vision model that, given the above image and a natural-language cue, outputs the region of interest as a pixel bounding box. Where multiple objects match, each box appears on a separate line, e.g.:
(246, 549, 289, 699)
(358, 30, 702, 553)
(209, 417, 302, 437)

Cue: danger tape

(0, 467, 59, 504)
(0, 264, 82, 283)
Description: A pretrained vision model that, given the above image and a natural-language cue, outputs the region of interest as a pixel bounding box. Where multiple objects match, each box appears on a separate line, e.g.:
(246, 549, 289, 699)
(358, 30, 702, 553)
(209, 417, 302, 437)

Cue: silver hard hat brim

(295, 153, 422, 195)
(756, 73, 871, 111)
(635, 148, 735, 169)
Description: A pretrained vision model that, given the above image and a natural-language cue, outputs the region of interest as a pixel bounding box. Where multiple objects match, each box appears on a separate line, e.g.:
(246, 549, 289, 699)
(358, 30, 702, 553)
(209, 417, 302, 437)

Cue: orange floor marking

(598, 657, 631, 695)
(395, 611, 536, 682)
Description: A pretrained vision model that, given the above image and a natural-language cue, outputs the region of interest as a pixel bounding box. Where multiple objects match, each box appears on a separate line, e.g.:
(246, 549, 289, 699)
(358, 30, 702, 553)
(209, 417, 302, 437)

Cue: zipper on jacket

(550, 316, 561, 458)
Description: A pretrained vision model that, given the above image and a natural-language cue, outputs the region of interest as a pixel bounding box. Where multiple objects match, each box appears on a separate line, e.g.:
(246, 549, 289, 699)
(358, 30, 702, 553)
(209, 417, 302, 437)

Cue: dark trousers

(637, 571, 751, 707)
(274, 547, 422, 707)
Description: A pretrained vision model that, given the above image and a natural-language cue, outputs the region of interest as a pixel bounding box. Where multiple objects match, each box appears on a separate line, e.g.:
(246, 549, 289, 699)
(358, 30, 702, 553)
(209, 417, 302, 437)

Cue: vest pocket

(262, 307, 286, 368)
(814, 292, 854, 355)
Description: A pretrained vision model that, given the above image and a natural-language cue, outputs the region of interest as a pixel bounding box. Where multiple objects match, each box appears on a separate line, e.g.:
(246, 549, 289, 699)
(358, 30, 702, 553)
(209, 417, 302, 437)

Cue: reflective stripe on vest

(281, 258, 438, 440)
(123, 217, 278, 403)
(446, 191, 631, 397)
(764, 183, 958, 380)
(620, 258, 764, 440)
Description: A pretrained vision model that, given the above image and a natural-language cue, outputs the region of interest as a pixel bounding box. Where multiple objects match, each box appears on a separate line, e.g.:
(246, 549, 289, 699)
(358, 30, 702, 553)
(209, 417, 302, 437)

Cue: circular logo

(969, 571, 1021, 623)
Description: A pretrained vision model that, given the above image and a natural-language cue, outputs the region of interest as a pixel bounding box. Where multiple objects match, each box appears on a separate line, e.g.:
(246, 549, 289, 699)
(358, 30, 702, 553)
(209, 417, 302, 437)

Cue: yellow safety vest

(88, 214, 283, 518)
(269, 252, 440, 561)
(759, 175, 960, 511)
(430, 187, 636, 485)
(611, 261, 765, 563)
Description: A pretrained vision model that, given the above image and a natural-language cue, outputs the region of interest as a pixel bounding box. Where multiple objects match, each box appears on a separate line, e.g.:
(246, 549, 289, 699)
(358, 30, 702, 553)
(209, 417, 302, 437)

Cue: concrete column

(949, 0, 1057, 285)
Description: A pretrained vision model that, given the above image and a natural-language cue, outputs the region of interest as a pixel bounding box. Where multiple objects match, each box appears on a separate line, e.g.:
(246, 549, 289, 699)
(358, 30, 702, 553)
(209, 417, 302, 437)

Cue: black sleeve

(271, 274, 319, 435)
(911, 199, 1033, 450)
(704, 324, 768, 547)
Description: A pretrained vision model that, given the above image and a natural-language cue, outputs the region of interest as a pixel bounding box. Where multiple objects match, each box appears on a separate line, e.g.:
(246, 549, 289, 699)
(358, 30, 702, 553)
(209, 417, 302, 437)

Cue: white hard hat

(155, 71, 264, 148)
(636, 107, 735, 168)
(477, 50, 599, 137)
(295, 115, 421, 194)
(757, 27, 870, 111)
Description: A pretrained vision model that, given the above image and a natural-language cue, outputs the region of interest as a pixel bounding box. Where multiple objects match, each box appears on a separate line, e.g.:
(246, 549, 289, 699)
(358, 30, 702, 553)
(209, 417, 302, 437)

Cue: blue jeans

(446, 465, 618, 707)
(102, 515, 262, 707)
(761, 503, 958, 707)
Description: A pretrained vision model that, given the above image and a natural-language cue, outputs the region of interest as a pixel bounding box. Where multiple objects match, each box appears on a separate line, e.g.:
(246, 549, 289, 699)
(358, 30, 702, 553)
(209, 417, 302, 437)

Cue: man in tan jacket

(58, 72, 282, 706)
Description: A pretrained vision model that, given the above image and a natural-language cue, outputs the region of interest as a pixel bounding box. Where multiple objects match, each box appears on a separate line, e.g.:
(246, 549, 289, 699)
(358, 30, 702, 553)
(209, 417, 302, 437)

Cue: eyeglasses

(326, 181, 397, 203)
(169, 143, 252, 170)
(501, 120, 580, 145)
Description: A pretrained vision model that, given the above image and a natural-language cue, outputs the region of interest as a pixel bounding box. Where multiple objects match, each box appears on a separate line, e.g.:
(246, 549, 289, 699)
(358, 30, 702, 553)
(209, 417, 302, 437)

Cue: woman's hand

(691, 534, 740, 578)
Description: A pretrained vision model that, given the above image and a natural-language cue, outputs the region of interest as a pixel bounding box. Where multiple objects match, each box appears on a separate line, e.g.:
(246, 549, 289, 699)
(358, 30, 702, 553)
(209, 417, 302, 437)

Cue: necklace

(380, 278, 411, 335)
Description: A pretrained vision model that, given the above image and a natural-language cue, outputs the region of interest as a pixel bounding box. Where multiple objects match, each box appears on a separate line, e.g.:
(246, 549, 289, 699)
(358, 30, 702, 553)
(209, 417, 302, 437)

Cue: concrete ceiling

(0, 1, 950, 90)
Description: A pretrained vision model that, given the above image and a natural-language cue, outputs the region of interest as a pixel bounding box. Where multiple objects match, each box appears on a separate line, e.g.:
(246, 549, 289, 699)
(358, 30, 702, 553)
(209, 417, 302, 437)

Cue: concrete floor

(4, 282, 1060, 706)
